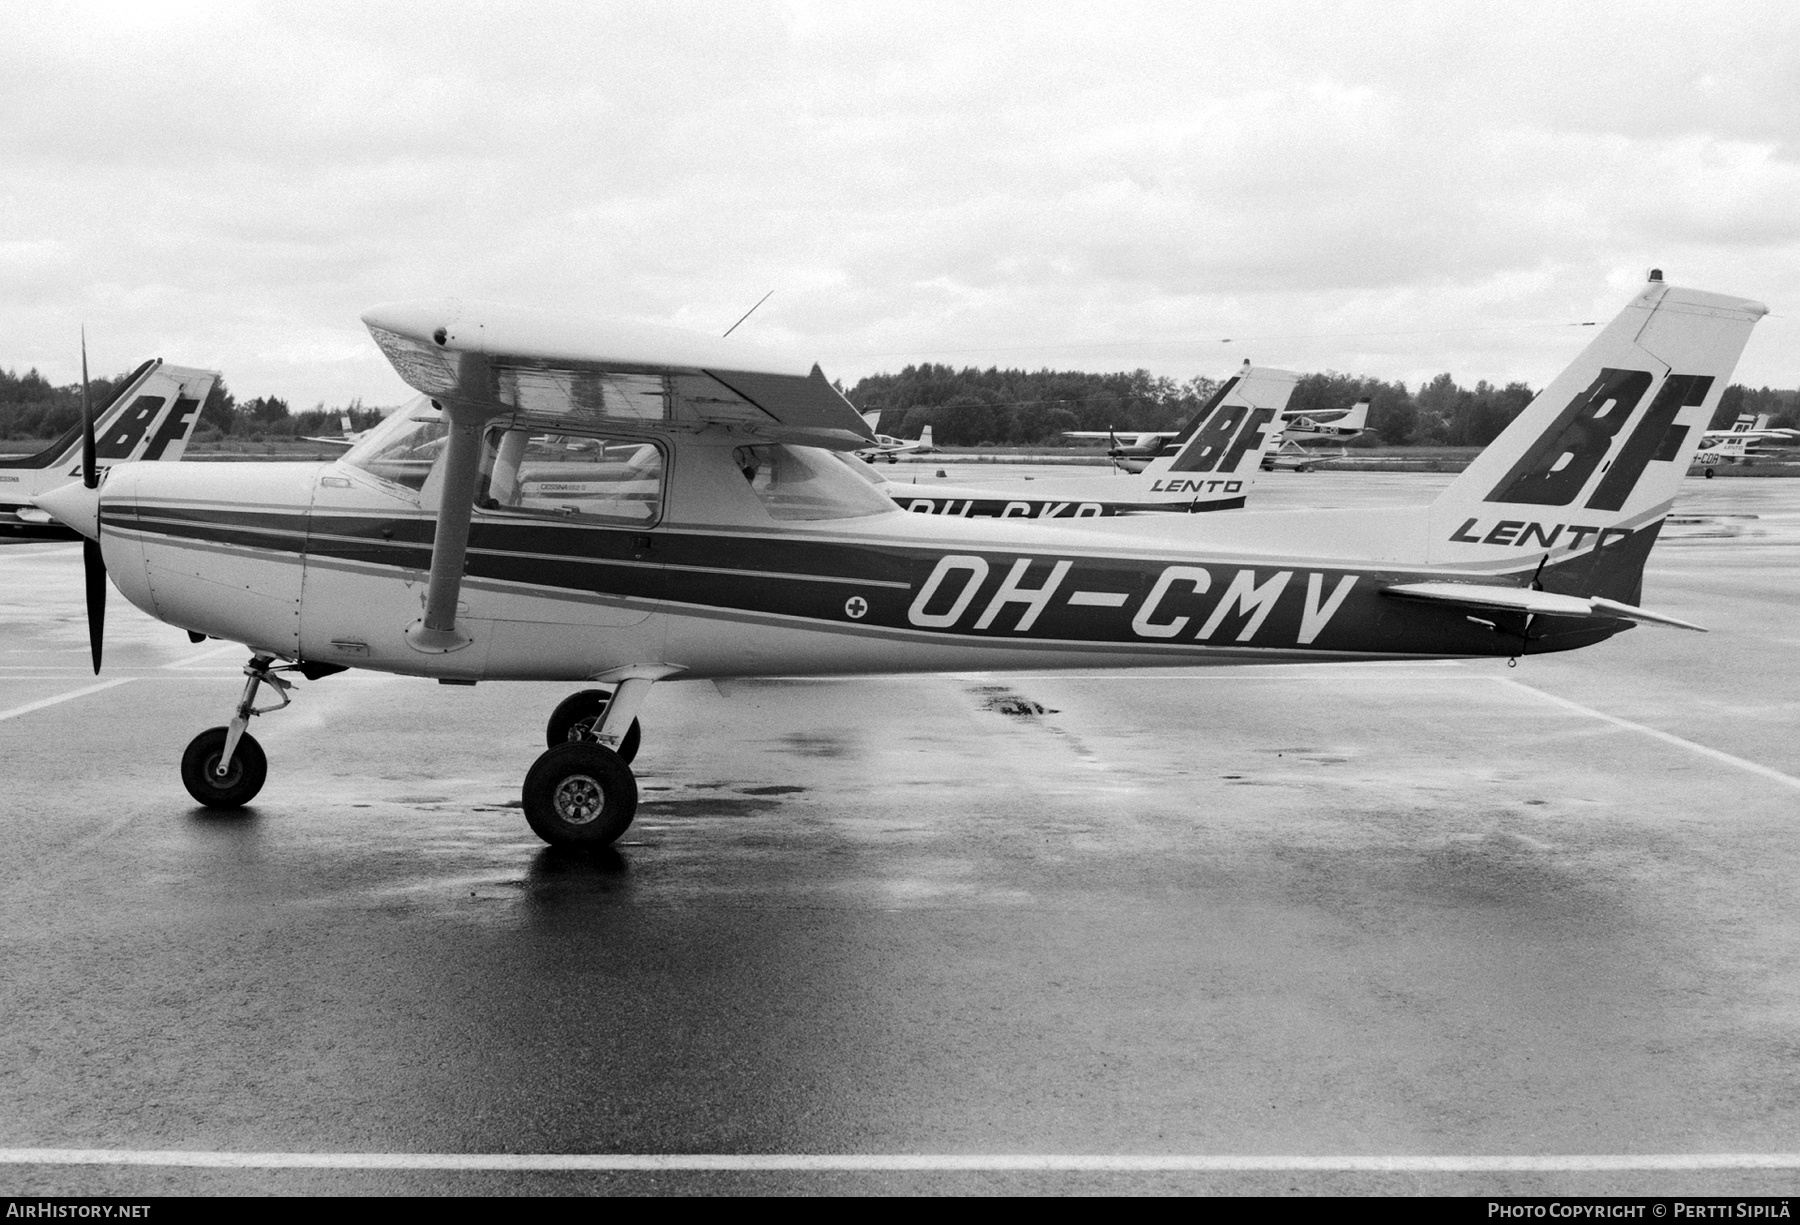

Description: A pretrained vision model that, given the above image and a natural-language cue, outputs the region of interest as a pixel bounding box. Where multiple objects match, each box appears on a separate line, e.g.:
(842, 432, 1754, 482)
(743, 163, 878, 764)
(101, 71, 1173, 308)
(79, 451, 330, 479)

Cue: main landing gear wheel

(1704, 467, 1716, 478)
(180, 726, 268, 808)
(522, 742, 638, 848)
(545, 688, 641, 763)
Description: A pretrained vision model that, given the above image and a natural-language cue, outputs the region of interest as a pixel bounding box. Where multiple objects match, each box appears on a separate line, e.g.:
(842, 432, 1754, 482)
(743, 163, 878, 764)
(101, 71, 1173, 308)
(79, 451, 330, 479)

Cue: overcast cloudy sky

(3, 0, 1796, 407)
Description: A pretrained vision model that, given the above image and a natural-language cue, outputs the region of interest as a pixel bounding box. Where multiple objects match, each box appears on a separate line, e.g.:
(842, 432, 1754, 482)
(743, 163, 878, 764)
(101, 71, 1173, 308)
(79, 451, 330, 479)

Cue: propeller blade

(83, 538, 106, 674)
(79, 330, 104, 672)
(80, 328, 96, 489)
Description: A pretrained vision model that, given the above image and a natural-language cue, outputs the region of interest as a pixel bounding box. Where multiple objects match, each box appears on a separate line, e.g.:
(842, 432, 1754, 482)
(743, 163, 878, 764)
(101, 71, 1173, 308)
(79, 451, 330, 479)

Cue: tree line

(2, 361, 1794, 448)
(843, 364, 1799, 448)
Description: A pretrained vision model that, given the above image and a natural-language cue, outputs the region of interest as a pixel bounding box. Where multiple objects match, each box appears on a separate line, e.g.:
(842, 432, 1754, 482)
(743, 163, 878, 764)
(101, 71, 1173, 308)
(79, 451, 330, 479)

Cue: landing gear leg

(545, 687, 641, 762)
(180, 654, 292, 808)
(523, 677, 657, 848)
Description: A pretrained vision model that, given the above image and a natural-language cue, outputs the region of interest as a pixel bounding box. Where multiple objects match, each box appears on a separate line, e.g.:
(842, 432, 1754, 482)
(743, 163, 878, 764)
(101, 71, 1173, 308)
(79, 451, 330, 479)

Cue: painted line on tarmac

(1498, 678, 1800, 794)
(0, 678, 133, 723)
(2, 1149, 1799, 1172)
(162, 643, 252, 669)
(0, 673, 240, 679)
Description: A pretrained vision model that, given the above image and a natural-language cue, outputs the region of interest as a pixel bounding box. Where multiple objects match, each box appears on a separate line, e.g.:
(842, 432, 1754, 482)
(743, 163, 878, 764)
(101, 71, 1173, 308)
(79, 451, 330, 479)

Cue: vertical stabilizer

(2, 360, 218, 532)
(1157, 365, 1300, 478)
(1427, 281, 1766, 592)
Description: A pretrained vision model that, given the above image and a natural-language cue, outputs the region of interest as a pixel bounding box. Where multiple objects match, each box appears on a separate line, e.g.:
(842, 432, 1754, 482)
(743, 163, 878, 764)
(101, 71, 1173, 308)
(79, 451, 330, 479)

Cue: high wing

(360, 298, 878, 653)
(363, 299, 875, 450)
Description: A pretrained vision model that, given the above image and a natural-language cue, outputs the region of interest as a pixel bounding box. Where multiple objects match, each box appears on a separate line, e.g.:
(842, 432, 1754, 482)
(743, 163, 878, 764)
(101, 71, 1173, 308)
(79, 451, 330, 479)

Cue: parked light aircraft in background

(854, 412, 933, 462)
(860, 365, 1296, 517)
(1059, 362, 1312, 475)
(34, 277, 1764, 853)
(1691, 412, 1798, 476)
(1061, 425, 1181, 472)
(1262, 397, 1370, 472)
(302, 413, 376, 447)
(2, 359, 217, 536)
(1283, 398, 1370, 443)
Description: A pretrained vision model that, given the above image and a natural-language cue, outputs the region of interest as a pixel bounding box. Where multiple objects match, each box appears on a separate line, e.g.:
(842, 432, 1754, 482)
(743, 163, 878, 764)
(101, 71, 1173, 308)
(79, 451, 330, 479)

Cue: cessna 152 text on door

(35, 275, 1765, 850)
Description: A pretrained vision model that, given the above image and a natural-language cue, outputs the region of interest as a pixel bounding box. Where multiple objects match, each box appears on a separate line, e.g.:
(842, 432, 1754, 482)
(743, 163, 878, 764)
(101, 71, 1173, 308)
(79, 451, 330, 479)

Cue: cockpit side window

(731, 444, 897, 520)
(475, 428, 665, 526)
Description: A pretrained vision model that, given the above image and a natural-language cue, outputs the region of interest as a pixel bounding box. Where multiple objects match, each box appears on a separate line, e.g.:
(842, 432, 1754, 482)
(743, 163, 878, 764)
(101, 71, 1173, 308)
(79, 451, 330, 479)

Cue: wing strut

(407, 360, 503, 654)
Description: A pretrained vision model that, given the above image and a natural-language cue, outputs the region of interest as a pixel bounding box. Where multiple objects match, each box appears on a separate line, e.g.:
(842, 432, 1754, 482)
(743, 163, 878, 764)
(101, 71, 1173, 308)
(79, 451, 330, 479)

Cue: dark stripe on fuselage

(104, 502, 1640, 658)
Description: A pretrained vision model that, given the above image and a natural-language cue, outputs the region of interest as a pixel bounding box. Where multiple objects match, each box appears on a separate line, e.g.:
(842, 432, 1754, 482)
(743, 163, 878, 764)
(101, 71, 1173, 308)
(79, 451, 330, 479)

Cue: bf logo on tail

(1485, 369, 1712, 509)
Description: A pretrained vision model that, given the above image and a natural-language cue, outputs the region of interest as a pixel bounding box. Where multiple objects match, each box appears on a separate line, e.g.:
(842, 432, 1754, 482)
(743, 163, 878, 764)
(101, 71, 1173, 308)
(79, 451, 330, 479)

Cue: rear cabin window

(734, 444, 897, 521)
(475, 428, 664, 525)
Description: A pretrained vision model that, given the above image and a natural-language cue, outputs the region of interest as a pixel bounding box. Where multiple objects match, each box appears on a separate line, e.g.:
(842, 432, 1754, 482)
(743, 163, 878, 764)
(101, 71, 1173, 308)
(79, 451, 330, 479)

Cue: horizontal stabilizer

(1383, 581, 1706, 632)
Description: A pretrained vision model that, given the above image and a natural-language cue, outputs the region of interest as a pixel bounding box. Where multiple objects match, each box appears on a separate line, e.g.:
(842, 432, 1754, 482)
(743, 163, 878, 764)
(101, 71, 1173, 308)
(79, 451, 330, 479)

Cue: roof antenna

(723, 290, 774, 338)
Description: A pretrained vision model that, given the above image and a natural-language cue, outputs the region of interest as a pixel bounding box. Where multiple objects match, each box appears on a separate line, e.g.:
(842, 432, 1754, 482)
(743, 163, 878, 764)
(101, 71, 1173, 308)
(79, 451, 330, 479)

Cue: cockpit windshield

(341, 398, 447, 492)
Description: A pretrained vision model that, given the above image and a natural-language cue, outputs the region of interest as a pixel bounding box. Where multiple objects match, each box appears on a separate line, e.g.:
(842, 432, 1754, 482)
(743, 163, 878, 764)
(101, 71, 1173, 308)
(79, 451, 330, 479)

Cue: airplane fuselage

(93, 451, 1633, 687)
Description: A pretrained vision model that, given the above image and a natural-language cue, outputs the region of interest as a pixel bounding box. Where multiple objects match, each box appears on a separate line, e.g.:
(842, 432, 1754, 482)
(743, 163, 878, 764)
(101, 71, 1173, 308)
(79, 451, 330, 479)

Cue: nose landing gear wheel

(546, 688, 641, 763)
(180, 726, 268, 808)
(522, 742, 638, 847)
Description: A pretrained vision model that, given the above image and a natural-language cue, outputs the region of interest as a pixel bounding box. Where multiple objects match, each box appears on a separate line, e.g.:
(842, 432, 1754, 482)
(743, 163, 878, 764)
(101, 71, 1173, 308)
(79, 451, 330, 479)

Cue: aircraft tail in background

(873, 364, 1297, 517)
(2, 359, 217, 533)
(1426, 276, 1766, 601)
(1155, 365, 1299, 479)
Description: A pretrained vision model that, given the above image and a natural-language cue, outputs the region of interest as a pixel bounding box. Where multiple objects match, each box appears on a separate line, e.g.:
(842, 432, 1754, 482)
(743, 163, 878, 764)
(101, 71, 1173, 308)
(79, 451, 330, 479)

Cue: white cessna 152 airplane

(34, 276, 1764, 852)
(302, 412, 376, 447)
(860, 363, 1297, 517)
(1, 358, 216, 536)
(1691, 412, 1797, 476)
(1262, 397, 1370, 472)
